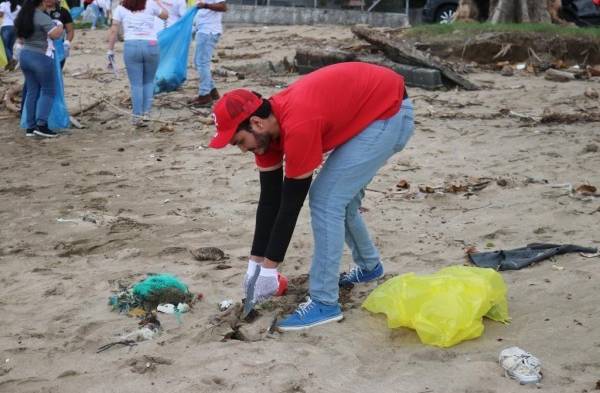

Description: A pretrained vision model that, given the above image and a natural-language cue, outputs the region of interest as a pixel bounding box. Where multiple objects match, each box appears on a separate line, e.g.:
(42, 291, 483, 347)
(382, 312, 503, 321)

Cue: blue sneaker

(339, 263, 384, 288)
(277, 298, 343, 331)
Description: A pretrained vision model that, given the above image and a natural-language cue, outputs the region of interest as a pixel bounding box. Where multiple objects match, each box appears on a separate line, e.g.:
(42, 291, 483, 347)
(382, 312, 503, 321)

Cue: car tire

(435, 4, 457, 24)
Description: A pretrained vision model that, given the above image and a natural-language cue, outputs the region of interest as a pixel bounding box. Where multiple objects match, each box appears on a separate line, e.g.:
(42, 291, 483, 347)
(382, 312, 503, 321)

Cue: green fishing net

(109, 274, 190, 313)
(132, 274, 189, 300)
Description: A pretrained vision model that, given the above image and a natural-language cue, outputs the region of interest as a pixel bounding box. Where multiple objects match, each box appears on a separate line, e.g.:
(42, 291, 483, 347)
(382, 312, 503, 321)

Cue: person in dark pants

(14, 0, 64, 137)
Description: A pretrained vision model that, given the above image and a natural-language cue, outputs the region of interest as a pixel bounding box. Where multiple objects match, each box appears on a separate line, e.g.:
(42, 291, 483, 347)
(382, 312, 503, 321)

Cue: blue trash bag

(20, 41, 70, 130)
(70, 6, 84, 20)
(54, 38, 66, 64)
(154, 7, 199, 94)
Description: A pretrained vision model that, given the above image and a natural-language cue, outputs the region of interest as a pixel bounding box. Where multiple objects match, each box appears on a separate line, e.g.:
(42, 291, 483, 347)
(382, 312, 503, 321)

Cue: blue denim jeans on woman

(89, 3, 102, 28)
(123, 40, 159, 117)
(194, 32, 220, 96)
(1, 25, 16, 60)
(308, 99, 415, 305)
(19, 49, 56, 128)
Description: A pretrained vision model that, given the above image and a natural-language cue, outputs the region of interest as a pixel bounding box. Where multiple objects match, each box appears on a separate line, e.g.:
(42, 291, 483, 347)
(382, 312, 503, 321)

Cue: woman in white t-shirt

(0, 0, 21, 65)
(107, 0, 167, 125)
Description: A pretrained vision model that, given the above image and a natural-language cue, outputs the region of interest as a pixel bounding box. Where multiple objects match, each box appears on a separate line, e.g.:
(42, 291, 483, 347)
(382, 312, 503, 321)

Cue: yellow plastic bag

(0, 40, 7, 70)
(362, 266, 510, 348)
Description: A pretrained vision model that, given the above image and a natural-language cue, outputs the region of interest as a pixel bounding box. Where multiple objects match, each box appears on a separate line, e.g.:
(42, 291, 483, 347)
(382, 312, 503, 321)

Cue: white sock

(259, 266, 278, 277)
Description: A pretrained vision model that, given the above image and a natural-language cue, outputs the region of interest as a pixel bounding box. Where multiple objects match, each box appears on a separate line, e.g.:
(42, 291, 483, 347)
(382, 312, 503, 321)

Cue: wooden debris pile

(294, 25, 480, 91)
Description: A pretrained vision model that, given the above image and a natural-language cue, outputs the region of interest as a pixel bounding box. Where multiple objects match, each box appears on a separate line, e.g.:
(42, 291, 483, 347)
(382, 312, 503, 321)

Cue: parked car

(422, 0, 599, 25)
(422, 0, 459, 24)
(561, 0, 600, 26)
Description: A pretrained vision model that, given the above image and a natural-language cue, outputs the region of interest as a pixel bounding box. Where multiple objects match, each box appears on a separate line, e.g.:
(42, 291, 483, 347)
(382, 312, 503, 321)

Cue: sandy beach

(0, 24, 599, 393)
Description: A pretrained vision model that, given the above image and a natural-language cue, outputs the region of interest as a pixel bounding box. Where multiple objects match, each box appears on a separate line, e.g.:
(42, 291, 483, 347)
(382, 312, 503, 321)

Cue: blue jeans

(194, 32, 220, 95)
(89, 3, 102, 28)
(123, 40, 159, 117)
(1, 25, 15, 60)
(308, 99, 415, 305)
(20, 49, 56, 128)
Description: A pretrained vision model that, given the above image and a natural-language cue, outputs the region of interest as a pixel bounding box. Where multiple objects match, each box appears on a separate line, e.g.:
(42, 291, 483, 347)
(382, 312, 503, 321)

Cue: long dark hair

(14, 0, 43, 39)
(122, 0, 147, 12)
(9, 0, 22, 12)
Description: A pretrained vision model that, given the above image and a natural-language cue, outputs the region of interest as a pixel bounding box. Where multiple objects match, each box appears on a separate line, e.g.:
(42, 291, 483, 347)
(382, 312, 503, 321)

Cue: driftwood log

(295, 47, 444, 90)
(544, 68, 576, 82)
(2, 82, 103, 123)
(71, 98, 103, 117)
(214, 66, 246, 80)
(351, 25, 479, 91)
(541, 112, 600, 124)
(3, 83, 22, 113)
(69, 116, 83, 129)
(295, 47, 357, 75)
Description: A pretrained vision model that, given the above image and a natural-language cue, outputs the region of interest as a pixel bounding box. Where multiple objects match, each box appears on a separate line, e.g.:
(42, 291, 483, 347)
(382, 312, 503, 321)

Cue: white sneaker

(499, 346, 542, 384)
(131, 117, 147, 128)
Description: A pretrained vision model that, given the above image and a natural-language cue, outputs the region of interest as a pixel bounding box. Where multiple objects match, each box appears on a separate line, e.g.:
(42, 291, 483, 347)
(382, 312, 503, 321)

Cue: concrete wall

(223, 4, 409, 27)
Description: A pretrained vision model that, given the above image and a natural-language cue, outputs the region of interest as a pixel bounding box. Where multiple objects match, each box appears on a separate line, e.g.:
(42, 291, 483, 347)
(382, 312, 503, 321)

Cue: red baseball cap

(208, 89, 263, 149)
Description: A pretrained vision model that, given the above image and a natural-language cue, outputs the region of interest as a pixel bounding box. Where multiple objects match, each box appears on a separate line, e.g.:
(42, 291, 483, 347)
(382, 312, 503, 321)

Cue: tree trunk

(518, 0, 530, 22)
(455, 0, 553, 24)
(454, 0, 479, 22)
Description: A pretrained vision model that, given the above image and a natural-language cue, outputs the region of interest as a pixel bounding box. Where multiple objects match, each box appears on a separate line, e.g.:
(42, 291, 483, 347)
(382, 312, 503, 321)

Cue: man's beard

(253, 132, 271, 154)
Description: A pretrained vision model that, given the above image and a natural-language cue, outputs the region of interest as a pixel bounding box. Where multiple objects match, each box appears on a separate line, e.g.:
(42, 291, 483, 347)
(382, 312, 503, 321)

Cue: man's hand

(196, 1, 206, 8)
(251, 267, 279, 303)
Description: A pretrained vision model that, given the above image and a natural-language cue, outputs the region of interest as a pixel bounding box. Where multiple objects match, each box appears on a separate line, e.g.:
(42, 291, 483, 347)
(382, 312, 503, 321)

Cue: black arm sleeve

(250, 167, 283, 257)
(264, 176, 312, 263)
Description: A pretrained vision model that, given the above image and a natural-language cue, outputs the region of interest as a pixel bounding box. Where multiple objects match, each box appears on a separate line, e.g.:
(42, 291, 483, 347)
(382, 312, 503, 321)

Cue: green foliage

(73, 21, 92, 29)
(407, 22, 600, 39)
